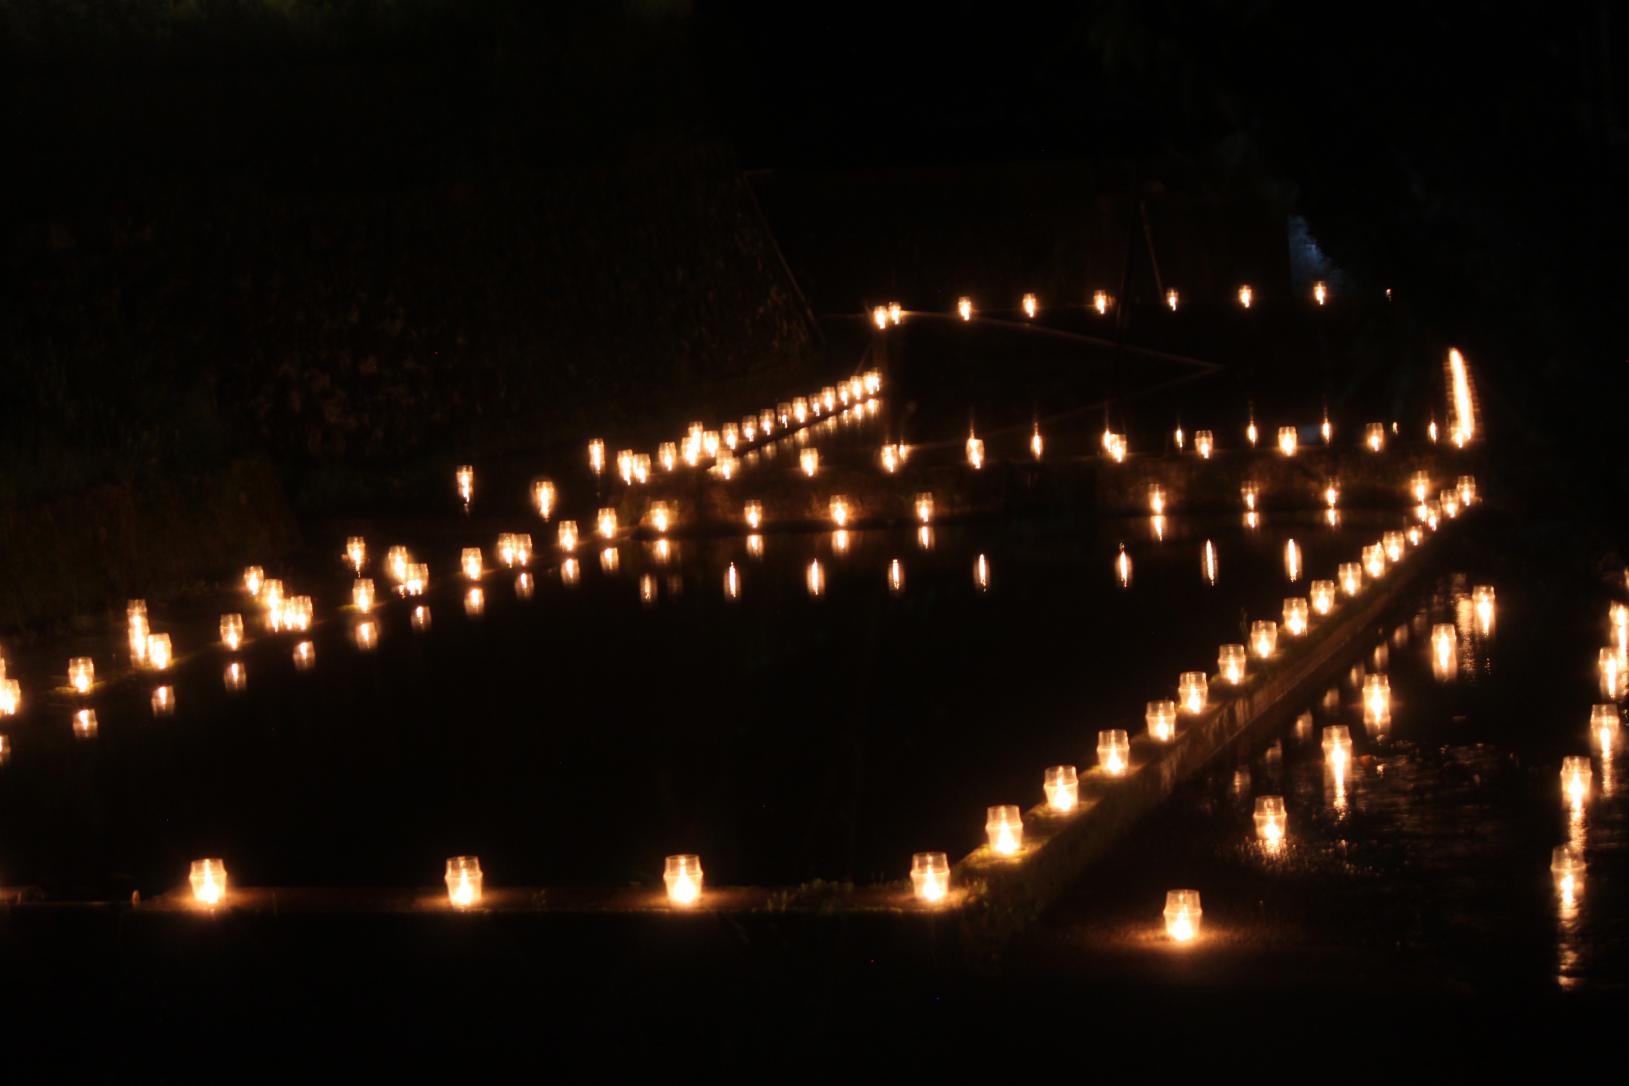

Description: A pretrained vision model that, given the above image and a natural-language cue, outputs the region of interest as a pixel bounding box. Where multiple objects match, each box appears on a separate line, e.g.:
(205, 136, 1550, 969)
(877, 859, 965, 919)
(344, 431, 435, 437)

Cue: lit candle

(1363, 544, 1387, 580)
(1283, 597, 1309, 637)
(353, 578, 375, 613)
(455, 464, 474, 506)
(1178, 671, 1208, 714)
(558, 520, 579, 553)
(806, 558, 825, 597)
(911, 852, 950, 904)
(879, 443, 901, 473)
(1044, 765, 1079, 813)
(1338, 563, 1363, 596)
(1022, 292, 1038, 318)
(1277, 426, 1298, 456)
(1096, 729, 1131, 776)
(1194, 430, 1213, 459)
(1363, 674, 1391, 726)
(1148, 485, 1165, 515)
(657, 442, 678, 474)
(224, 661, 246, 692)
(1163, 889, 1202, 941)
(73, 707, 98, 739)
(1250, 620, 1278, 659)
(1561, 756, 1592, 810)
(1409, 471, 1431, 504)
(588, 439, 605, 475)
(243, 566, 264, 597)
(1433, 624, 1458, 679)
(293, 640, 315, 670)
(1105, 433, 1126, 462)
(465, 586, 485, 616)
(1407, 525, 1423, 547)
(403, 563, 428, 597)
(189, 858, 227, 907)
(1241, 483, 1258, 511)
(1457, 475, 1477, 506)
(353, 620, 378, 651)
(345, 536, 366, 573)
(957, 296, 973, 321)
(1591, 704, 1620, 756)
(1254, 796, 1287, 850)
(888, 558, 905, 595)
(664, 854, 703, 906)
(1551, 845, 1585, 907)
(872, 304, 889, 330)
(1471, 585, 1495, 636)
(411, 605, 431, 631)
(1030, 426, 1043, 460)
(1284, 539, 1301, 582)
(1310, 579, 1336, 615)
(1383, 531, 1406, 563)
(800, 448, 819, 478)
(887, 303, 902, 326)
(721, 423, 740, 452)
(597, 508, 619, 541)
(1440, 490, 1461, 519)
(1174, 424, 1185, 450)
(151, 685, 174, 717)
(0, 679, 20, 717)
(1322, 724, 1352, 765)
(0, 735, 10, 765)
(283, 595, 314, 632)
(966, 435, 984, 469)
(385, 547, 410, 583)
(515, 572, 534, 600)
(747, 533, 764, 558)
(1365, 422, 1385, 452)
(68, 657, 94, 695)
(792, 398, 809, 425)
(1202, 540, 1218, 585)
(1313, 281, 1328, 305)
(532, 478, 557, 519)
(1146, 700, 1177, 742)
(974, 553, 990, 591)
(1324, 481, 1340, 510)
(1321, 415, 1332, 443)
(445, 856, 483, 909)
(985, 805, 1023, 855)
(147, 633, 173, 671)
(1238, 284, 1253, 308)
(829, 496, 851, 528)
(633, 453, 651, 484)
(1116, 545, 1132, 588)
(1165, 288, 1180, 311)
(724, 562, 741, 600)
(1218, 644, 1247, 685)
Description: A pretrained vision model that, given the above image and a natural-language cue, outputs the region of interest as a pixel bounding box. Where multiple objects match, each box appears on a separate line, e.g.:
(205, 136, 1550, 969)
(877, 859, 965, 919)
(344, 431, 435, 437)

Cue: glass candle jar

(1146, 700, 1177, 742)
(445, 856, 483, 909)
(1044, 765, 1079, 813)
(664, 854, 703, 906)
(1178, 671, 1208, 714)
(910, 852, 950, 904)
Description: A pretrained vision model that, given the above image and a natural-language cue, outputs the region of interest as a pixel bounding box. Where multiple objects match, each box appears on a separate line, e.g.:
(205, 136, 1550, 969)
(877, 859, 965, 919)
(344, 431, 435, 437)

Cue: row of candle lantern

(888, 280, 1349, 329)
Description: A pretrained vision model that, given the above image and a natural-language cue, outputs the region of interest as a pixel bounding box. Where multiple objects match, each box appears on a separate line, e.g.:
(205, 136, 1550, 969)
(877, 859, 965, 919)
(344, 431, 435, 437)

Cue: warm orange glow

(966, 434, 985, 470)
(464, 586, 485, 616)
(461, 548, 483, 582)
(1310, 579, 1336, 616)
(599, 546, 620, 573)
(1363, 544, 1387, 580)
(1246, 419, 1259, 447)
(224, 661, 246, 691)
(1146, 700, 1177, 742)
(190, 859, 227, 907)
(1363, 674, 1392, 727)
(1092, 290, 1111, 315)
(1022, 292, 1038, 319)
(220, 613, 244, 650)
(1148, 485, 1166, 515)
(829, 495, 852, 528)
(957, 296, 973, 321)
(1552, 845, 1585, 908)
(1284, 538, 1301, 582)
(1030, 426, 1043, 460)
(293, 640, 315, 670)
(497, 532, 532, 569)
(1165, 288, 1180, 311)
(1277, 426, 1298, 456)
(1097, 730, 1130, 775)
(1339, 563, 1363, 597)
(1195, 430, 1214, 459)
(150, 685, 174, 717)
(872, 304, 889, 330)
(1202, 540, 1218, 585)
(455, 464, 474, 507)
(346, 536, 367, 573)
(800, 448, 819, 478)
(1116, 544, 1132, 588)
(68, 657, 94, 695)
(806, 558, 825, 597)
(445, 856, 483, 909)
(411, 605, 431, 631)
(887, 303, 902, 326)
(1283, 597, 1309, 637)
(664, 854, 703, 906)
(147, 633, 173, 671)
(1251, 620, 1278, 659)
(1446, 347, 1477, 445)
(911, 852, 950, 903)
(558, 520, 579, 553)
(888, 558, 905, 595)
(985, 805, 1023, 855)
(1321, 416, 1332, 444)
(1313, 281, 1328, 306)
(353, 620, 378, 651)
(352, 578, 375, 613)
(243, 566, 264, 597)
(1254, 796, 1287, 849)
(723, 562, 741, 600)
(974, 553, 990, 591)
(597, 508, 619, 540)
(0, 680, 18, 717)
(1218, 643, 1247, 685)
(73, 707, 98, 739)
(1561, 756, 1592, 812)
(1044, 765, 1079, 813)
(1237, 285, 1253, 309)
(1433, 624, 1458, 680)
(1164, 889, 1202, 941)
(588, 439, 606, 475)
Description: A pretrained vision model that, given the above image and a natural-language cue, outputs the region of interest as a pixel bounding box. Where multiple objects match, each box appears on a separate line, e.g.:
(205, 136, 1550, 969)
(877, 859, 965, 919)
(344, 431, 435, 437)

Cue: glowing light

(800, 448, 819, 478)
(1277, 426, 1298, 456)
(722, 562, 741, 601)
(1218, 644, 1247, 685)
(1174, 425, 1185, 450)
(887, 558, 905, 595)
(1283, 598, 1309, 637)
(588, 439, 606, 475)
(1237, 285, 1254, 309)
(1241, 484, 1258, 512)
(829, 496, 851, 528)
(1153, 513, 1168, 539)
(1338, 563, 1363, 597)
(1092, 290, 1111, 315)
(1323, 725, 1353, 765)
(464, 587, 485, 616)
(1202, 540, 1218, 585)
(1097, 730, 1131, 776)
(887, 303, 902, 326)
(1254, 795, 1287, 849)
(1433, 624, 1458, 680)
(73, 708, 98, 739)
(558, 520, 579, 553)
(985, 805, 1023, 855)
(402, 563, 428, 597)
(599, 546, 620, 573)
(806, 559, 825, 597)
(1310, 580, 1336, 616)
(1551, 845, 1585, 908)
(1439, 490, 1460, 519)
(1363, 544, 1387, 580)
(1321, 416, 1332, 444)
(293, 640, 315, 670)
(1179, 671, 1208, 714)
(1022, 292, 1038, 319)
(957, 296, 973, 321)
(189, 859, 227, 907)
(1164, 889, 1202, 941)
(966, 435, 985, 470)
(147, 633, 173, 671)
(664, 854, 703, 906)
(1428, 418, 1439, 444)
(1363, 674, 1392, 727)
(151, 685, 174, 717)
(224, 661, 246, 692)
(497, 533, 532, 569)
(595, 508, 618, 541)
(0, 680, 18, 717)
(1446, 347, 1477, 444)
(345, 536, 367, 573)
(445, 856, 483, 909)
(1030, 426, 1044, 460)
(1146, 700, 1177, 742)
(1250, 620, 1278, 659)
(1116, 545, 1132, 588)
(1195, 430, 1214, 459)
(461, 548, 483, 582)
(747, 533, 764, 558)
(1044, 765, 1079, 813)
(1148, 485, 1166, 515)
(616, 449, 635, 485)
(1246, 420, 1258, 447)
(352, 578, 375, 613)
(1561, 756, 1592, 812)
(1457, 475, 1477, 507)
(243, 566, 264, 597)
(353, 620, 378, 651)
(1104, 433, 1126, 462)
(411, 605, 431, 631)
(974, 554, 990, 592)
(872, 305, 889, 330)
(1313, 281, 1328, 306)
(68, 657, 94, 695)
(911, 852, 950, 904)
(1284, 539, 1301, 582)
(1165, 288, 1180, 311)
